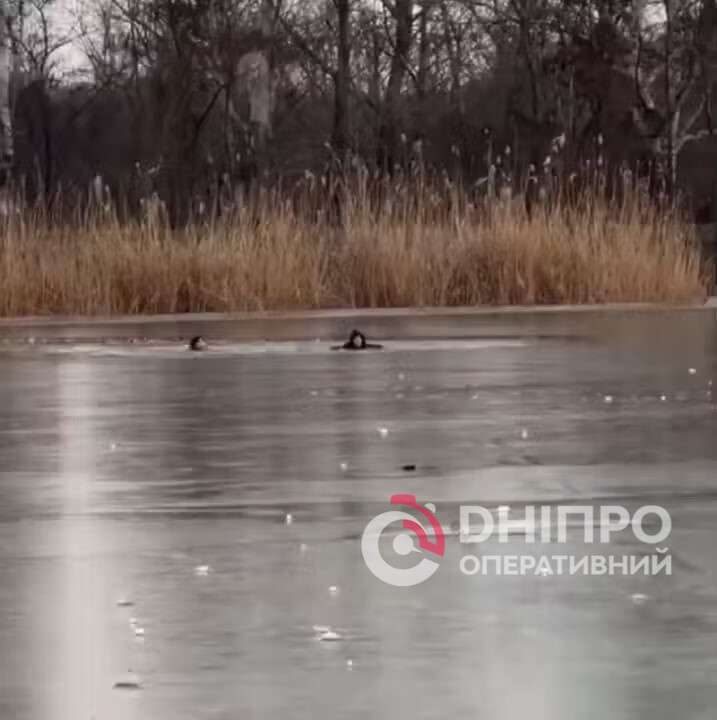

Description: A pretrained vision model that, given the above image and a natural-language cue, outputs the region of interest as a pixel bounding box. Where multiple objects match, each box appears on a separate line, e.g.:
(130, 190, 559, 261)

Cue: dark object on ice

(113, 680, 141, 690)
(113, 673, 142, 690)
(189, 336, 208, 351)
(401, 464, 417, 472)
(332, 329, 383, 351)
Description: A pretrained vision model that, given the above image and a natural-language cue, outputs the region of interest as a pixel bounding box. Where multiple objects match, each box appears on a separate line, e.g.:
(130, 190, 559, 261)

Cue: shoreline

(0, 300, 714, 343)
(0, 298, 715, 327)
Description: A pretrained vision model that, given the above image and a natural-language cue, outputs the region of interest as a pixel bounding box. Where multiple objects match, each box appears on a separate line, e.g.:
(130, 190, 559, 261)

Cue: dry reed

(0, 182, 709, 316)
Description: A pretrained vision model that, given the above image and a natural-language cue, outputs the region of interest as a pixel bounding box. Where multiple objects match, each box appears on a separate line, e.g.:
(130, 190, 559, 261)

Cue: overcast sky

(45, 0, 92, 78)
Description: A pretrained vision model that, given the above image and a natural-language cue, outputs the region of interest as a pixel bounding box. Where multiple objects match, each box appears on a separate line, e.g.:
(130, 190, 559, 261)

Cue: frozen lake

(0, 307, 716, 720)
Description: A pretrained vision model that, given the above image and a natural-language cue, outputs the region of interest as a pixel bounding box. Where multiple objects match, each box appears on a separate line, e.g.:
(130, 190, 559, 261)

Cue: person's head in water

(333, 329, 382, 350)
(348, 329, 366, 349)
(189, 336, 208, 351)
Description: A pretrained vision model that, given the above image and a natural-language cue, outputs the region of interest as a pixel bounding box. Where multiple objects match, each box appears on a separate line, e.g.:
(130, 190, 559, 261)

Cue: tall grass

(0, 179, 709, 316)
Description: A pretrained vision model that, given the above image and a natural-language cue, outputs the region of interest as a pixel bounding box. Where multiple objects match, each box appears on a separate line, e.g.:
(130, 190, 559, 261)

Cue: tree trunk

(440, 2, 461, 111)
(331, 0, 351, 160)
(247, 0, 275, 179)
(0, 0, 14, 188)
(416, 1, 431, 98)
(379, 0, 412, 174)
(663, 0, 675, 198)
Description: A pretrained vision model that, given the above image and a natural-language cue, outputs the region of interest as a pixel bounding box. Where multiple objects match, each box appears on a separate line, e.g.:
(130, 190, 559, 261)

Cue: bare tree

(0, 0, 14, 187)
(332, 0, 351, 159)
(11, 0, 77, 82)
(630, 0, 717, 195)
(378, 0, 413, 172)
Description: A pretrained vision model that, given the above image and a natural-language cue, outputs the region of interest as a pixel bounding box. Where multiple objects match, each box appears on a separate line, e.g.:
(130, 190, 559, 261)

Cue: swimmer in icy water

(332, 329, 383, 351)
(189, 336, 209, 351)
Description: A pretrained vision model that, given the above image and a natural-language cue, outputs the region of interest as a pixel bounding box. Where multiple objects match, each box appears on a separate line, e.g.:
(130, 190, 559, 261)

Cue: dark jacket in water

(332, 329, 383, 351)
(189, 336, 208, 351)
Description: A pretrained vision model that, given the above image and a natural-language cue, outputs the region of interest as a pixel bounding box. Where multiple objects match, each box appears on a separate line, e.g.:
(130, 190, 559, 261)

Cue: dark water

(0, 309, 716, 720)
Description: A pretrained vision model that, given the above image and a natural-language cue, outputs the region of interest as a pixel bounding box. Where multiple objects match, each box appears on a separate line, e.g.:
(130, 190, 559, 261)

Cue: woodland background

(0, 0, 716, 222)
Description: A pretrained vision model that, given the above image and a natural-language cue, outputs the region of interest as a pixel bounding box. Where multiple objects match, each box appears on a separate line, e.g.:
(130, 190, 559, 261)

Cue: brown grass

(0, 186, 709, 316)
